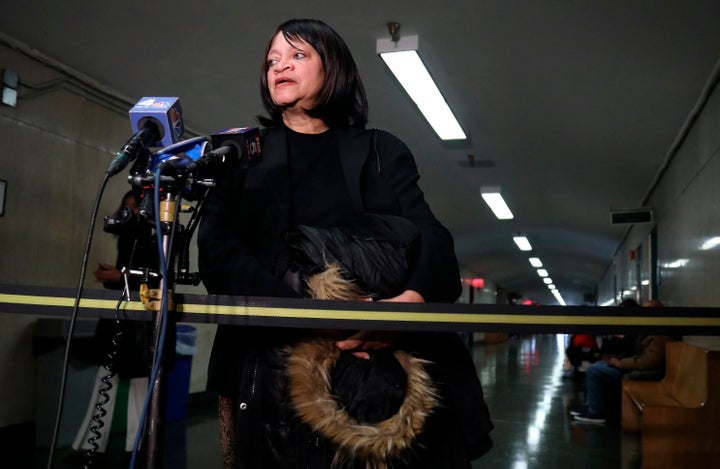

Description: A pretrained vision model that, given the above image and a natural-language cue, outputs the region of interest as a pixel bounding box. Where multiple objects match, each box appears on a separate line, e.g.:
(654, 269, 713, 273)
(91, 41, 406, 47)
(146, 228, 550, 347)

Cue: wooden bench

(621, 341, 720, 468)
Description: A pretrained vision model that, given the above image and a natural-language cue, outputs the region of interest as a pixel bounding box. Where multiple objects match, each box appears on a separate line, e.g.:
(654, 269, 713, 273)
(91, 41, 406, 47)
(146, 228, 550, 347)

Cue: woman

(198, 18, 492, 468)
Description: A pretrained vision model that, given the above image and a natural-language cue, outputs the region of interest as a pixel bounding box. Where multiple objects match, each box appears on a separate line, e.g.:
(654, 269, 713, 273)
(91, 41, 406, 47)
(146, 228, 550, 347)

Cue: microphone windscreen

(210, 126, 262, 167)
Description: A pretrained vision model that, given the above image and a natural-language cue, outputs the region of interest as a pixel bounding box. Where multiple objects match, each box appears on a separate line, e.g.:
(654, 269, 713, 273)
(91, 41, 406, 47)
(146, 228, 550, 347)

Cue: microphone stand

(130, 171, 209, 468)
(120, 131, 221, 466)
(144, 187, 174, 469)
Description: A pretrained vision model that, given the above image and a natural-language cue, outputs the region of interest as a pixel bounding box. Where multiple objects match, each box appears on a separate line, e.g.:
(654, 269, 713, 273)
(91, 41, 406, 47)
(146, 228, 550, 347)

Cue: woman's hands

(335, 330, 399, 360)
(334, 289, 424, 359)
(383, 289, 424, 303)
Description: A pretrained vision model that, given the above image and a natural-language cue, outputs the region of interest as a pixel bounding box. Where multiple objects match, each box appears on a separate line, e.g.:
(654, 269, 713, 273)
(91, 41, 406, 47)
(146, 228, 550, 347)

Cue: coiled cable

(82, 242, 138, 468)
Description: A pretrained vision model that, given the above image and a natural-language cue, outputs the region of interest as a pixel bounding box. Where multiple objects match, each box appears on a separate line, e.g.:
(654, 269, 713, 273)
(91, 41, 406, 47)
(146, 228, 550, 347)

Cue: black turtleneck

(285, 126, 356, 227)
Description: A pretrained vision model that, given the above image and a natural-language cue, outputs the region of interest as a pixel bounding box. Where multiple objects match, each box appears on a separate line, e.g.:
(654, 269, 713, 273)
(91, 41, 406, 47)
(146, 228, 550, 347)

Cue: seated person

(571, 300, 675, 424)
(562, 334, 600, 379)
(597, 298, 640, 357)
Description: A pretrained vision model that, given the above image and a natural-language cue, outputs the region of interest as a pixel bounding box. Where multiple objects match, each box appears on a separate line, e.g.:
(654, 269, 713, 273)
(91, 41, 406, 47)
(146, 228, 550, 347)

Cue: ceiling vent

(611, 208, 653, 224)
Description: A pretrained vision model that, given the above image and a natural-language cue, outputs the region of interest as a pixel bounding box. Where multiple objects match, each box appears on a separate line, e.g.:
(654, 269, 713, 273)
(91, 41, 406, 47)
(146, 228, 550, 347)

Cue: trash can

(165, 324, 197, 422)
(33, 317, 99, 448)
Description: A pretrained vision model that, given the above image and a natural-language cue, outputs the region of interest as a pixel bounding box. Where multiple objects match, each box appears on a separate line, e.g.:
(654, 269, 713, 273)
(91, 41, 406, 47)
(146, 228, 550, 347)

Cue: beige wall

(0, 41, 211, 428)
(597, 63, 720, 348)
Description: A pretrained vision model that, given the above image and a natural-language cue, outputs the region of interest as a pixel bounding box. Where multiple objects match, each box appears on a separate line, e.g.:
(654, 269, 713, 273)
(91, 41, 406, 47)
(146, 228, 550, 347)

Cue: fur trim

(286, 340, 437, 469)
(305, 262, 367, 300)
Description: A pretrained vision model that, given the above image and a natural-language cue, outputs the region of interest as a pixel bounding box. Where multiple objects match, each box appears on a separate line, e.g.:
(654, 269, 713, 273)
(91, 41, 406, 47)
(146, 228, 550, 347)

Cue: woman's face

(266, 32, 325, 112)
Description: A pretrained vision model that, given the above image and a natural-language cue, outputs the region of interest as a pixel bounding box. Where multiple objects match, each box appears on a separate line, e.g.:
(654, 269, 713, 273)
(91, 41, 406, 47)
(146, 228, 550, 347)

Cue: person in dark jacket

(72, 190, 157, 457)
(198, 18, 493, 468)
(572, 300, 676, 425)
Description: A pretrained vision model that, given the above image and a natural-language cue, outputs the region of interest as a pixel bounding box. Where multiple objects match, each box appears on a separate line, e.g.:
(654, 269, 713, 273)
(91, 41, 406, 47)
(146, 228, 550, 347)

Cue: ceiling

(2, 1, 720, 305)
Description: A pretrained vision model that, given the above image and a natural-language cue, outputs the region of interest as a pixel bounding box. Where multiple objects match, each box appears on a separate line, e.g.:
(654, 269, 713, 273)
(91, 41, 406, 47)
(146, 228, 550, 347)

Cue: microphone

(153, 136, 210, 174)
(185, 127, 262, 176)
(106, 97, 184, 176)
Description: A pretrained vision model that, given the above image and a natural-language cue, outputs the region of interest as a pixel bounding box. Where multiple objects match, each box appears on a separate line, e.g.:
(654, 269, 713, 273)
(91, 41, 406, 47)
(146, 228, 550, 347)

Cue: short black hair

(258, 19, 368, 128)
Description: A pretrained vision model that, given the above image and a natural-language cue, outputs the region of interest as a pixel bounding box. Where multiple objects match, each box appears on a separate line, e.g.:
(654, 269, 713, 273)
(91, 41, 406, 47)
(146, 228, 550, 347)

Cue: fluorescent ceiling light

(700, 236, 720, 250)
(547, 284, 556, 290)
(513, 235, 532, 251)
(480, 186, 514, 219)
(537, 269, 549, 277)
(543, 278, 553, 284)
(377, 36, 466, 140)
(529, 257, 543, 268)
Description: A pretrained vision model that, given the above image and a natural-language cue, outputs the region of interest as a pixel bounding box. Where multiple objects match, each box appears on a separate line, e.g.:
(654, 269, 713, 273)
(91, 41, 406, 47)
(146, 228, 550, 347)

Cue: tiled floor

(471, 334, 640, 469)
(24, 334, 640, 468)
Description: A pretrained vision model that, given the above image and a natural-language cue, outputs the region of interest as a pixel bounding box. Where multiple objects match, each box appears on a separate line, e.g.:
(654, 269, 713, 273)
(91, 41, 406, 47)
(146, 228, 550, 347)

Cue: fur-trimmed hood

(286, 339, 437, 469)
(284, 243, 437, 468)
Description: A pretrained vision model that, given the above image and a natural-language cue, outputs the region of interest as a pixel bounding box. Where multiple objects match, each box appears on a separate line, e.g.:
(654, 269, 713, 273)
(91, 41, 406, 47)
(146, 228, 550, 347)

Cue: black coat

(197, 126, 493, 466)
(199, 126, 461, 301)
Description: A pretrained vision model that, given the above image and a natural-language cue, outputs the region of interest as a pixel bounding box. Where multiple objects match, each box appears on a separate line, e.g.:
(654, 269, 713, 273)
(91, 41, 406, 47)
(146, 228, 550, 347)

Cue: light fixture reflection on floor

(700, 236, 720, 250)
(377, 32, 466, 140)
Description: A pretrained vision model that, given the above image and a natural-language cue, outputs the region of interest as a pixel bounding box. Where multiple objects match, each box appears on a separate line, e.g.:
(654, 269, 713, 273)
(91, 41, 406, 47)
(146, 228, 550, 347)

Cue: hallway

(27, 334, 640, 468)
(472, 334, 639, 468)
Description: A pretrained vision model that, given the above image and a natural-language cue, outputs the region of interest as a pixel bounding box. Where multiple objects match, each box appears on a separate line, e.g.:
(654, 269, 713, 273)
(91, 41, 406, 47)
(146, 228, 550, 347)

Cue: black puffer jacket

(284, 213, 420, 300)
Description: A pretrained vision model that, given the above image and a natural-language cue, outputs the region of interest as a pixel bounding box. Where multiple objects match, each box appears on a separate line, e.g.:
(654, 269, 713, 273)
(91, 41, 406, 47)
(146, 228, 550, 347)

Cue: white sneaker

(573, 412, 606, 424)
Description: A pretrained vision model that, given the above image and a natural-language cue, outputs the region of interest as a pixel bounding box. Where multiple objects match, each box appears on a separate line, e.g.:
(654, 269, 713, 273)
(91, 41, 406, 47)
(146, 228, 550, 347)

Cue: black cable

(46, 173, 110, 469)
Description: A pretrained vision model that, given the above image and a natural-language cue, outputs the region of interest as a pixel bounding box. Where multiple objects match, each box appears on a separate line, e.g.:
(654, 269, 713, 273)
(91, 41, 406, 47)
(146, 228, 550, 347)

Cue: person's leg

(218, 395, 236, 469)
(566, 344, 581, 367)
(125, 376, 149, 452)
(584, 361, 622, 417)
